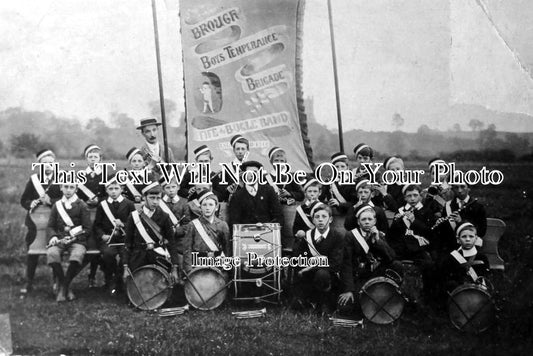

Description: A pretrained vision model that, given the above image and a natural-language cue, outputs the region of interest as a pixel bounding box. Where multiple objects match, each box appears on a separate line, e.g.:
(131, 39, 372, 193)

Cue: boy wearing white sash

(46, 183, 92, 302)
(441, 223, 489, 295)
(292, 204, 344, 314)
(344, 179, 389, 234)
(79, 144, 107, 288)
(20, 149, 62, 294)
(321, 152, 357, 215)
(183, 190, 230, 273)
(292, 175, 323, 236)
(123, 183, 178, 282)
(267, 146, 304, 206)
(93, 178, 136, 295)
(77, 144, 106, 207)
(338, 205, 401, 311)
(122, 147, 154, 203)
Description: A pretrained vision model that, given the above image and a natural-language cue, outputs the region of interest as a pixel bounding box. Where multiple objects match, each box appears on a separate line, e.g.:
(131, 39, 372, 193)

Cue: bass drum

(448, 283, 495, 333)
(126, 264, 172, 311)
(359, 276, 405, 324)
(185, 267, 228, 310)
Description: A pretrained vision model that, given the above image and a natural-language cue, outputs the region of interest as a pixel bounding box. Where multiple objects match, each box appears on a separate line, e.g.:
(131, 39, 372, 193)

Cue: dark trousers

(293, 267, 340, 307)
(102, 245, 125, 284)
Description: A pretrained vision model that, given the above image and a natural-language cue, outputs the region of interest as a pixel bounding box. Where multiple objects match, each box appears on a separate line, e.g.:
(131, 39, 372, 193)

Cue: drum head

(126, 265, 171, 311)
(448, 284, 495, 333)
(359, 277, 405, 324)
(185, 268, 227, 310)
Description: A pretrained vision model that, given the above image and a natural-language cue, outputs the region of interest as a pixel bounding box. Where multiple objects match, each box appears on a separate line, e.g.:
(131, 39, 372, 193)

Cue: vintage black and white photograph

(0, 0, 532, 354)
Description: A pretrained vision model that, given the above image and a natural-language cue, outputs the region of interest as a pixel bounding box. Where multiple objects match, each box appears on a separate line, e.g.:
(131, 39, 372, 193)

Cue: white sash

(445, 201, 457, 230)
(305, 230, 324, 258)
(350, 228, 370, 254)
(451, 250, 479, 281)
(77, 184, 96, 200)
(55, 201, 75, 227)
(126, 180, 141, 198)
(399, 206, 413, 229)
(330, 183, 347, 204)
(31, 174, 46, 197)
(296, 206, 314, 229)
(265, 174, 280, 194)
(132, 211, 170, 258)
(101, 201, 117, 227)
(159, 200, 179, 226)
(192, 219, 219, 252)
(131, 211, 155, 245)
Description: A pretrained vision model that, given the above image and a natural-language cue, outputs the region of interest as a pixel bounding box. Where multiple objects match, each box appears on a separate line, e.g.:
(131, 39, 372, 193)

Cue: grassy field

(1, 158, 533, 355)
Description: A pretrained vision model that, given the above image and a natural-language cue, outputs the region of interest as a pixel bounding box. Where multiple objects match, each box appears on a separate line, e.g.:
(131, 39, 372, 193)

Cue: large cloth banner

(180, 0, 312, 171)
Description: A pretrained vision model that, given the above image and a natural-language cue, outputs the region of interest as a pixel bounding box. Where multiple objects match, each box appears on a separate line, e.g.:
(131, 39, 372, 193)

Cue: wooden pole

(151, 0, 170, 162)
(327, 0, 344, 152)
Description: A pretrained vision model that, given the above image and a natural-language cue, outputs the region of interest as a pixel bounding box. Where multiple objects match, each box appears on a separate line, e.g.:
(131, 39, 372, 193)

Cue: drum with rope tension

(359, 274, 405, 324)
(184, 267, 228, 310)
(448, 281, 495, 333)
(126, 264, 172, 310)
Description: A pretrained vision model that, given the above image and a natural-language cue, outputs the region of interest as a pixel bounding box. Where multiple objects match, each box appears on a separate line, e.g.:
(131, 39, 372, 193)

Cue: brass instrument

(430, 198, 477, 230)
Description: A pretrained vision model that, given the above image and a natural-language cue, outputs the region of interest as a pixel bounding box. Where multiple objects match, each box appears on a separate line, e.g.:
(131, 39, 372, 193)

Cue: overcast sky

(1, 0, 532, 132)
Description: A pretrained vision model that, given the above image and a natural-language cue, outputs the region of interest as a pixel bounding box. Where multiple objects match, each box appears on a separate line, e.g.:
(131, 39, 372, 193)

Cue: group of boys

(20, 120, 489, 314)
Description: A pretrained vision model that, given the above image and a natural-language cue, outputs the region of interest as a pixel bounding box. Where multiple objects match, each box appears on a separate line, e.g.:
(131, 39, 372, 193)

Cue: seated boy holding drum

(46, 183, 92, 302)
(93, 177, 136, 295)
(440, 222, 490, 295)
(122, 183, 179, 282)
(338, 204, 402, 311)
(292, 204, 344, 314)
(182, 190, 230, 274)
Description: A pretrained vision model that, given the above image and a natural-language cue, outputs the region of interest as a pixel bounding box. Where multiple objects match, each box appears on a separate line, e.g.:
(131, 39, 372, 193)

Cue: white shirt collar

(85, 165, 102, 175)
(314, 227, 330, 240)
(61, 194, 79, 209)
(163, 195, 180, 204)
(143, 205, 155, 218)
(402, 202, 423, 212)
(245, 183, 259, 196)
(107, 196, 124, 204)
(232, 157, 242, 166)
(145, 141, 159, 154)
(456, 195, 470, 205)
(460, 246, 477, 257)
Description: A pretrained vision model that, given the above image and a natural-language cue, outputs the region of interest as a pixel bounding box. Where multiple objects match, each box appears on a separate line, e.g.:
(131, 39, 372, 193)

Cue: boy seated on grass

(46, 183, 92, 302)
(292, 204, 344, 314)
(440, 222, 490, 297)
(338, 204, 402, 313)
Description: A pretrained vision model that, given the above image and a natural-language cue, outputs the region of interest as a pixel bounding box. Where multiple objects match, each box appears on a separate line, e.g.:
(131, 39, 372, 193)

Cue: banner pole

(151, 0, 170, 162)
(327, 0, 344, 152)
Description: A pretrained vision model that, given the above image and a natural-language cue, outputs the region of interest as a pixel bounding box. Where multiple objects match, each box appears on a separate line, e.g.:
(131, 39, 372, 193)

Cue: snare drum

(184, 267, 228, 310)
(233, 223, 281, 274)
(126, 264, 172, 310)
(359, 276, 405, 324)
(448, 283, 495, 333)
